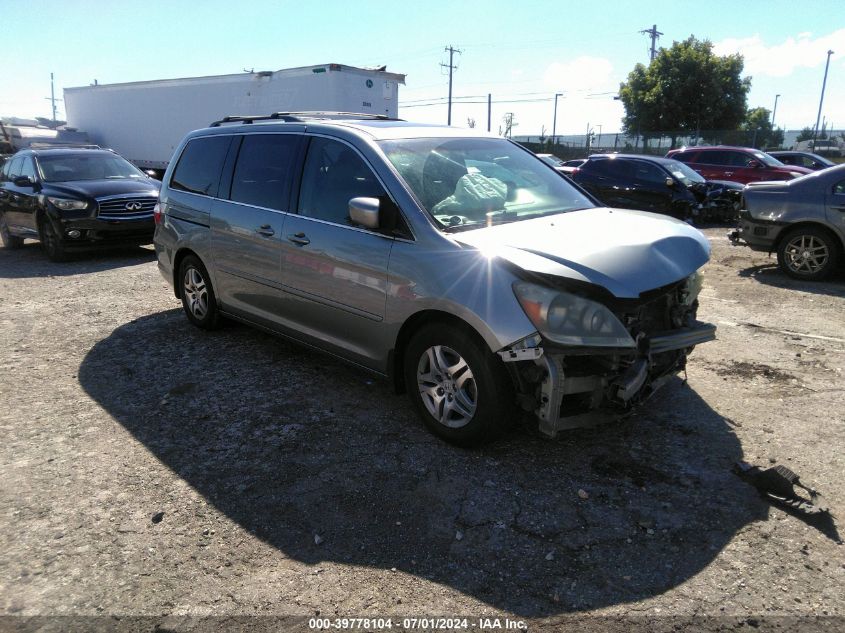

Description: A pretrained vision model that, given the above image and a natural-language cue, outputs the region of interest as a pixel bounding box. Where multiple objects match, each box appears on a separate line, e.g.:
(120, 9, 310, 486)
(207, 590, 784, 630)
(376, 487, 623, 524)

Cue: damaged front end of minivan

(498, 272, 715, 437)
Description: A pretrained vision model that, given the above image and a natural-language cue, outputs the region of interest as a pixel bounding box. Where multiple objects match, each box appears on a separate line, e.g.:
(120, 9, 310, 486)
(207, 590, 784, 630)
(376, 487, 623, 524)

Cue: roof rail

(208, 111, 401, 127)
(28, 142, 103, 150)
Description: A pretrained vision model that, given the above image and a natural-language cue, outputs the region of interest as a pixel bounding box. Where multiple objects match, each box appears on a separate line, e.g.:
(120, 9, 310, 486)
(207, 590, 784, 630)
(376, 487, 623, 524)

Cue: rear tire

(0, 213, 24, 249)
(776, 226, 840, 281)
(178, 255, 221, 329)
(403, 323, 516, 446)
(39, 217, 68, 262)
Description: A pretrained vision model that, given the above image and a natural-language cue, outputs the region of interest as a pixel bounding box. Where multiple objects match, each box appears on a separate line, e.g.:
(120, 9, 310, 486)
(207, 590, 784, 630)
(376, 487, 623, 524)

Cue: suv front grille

(96, 196, 156, 220)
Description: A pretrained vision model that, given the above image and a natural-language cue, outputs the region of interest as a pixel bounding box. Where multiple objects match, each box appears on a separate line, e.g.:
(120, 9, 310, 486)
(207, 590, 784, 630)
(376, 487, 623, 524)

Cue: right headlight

(513, 281, 635, 348)
(47, 197, 88, 211)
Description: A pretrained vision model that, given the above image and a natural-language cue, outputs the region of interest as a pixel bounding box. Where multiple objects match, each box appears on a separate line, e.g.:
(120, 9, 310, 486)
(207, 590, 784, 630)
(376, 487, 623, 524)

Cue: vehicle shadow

(78, 309, 766, 616)
(0, 242, 155, 279)
(738, 263, 845, 297)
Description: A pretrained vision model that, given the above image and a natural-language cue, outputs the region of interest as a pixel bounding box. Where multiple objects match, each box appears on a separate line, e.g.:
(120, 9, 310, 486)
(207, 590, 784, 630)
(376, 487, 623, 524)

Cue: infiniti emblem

(125, 202, 143, 211)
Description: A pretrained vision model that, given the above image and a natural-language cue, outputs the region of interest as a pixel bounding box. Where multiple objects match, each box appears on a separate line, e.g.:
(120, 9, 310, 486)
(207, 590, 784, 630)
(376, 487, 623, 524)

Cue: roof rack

(28, 142, 104, 150)
(208, 111, 401, 127)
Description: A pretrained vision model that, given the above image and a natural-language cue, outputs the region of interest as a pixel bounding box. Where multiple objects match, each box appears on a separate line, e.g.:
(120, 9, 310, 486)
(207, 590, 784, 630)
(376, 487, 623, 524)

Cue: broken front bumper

(531, 323, 716, 437)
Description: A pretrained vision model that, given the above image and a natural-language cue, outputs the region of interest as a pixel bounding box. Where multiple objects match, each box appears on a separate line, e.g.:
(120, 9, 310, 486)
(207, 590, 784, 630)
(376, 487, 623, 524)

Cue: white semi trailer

(64, 63, 405, 171)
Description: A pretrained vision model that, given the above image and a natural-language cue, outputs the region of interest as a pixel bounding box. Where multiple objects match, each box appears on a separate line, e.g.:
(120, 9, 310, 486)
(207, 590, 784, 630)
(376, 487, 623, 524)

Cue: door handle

(256, 224, 275, 237)
(287, 232, 310, 246)
(724, 172, 733, 177)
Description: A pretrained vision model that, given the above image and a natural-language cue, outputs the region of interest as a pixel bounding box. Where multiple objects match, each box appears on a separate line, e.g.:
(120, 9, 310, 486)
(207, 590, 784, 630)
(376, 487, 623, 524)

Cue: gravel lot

(1, 228, 843, 632)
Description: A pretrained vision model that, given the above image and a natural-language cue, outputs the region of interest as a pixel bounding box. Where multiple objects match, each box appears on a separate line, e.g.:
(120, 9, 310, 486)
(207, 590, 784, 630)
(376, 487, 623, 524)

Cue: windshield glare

(37, 153, 145, 182)
(379, 138, 595, 230)
(666, 160, 705, 185)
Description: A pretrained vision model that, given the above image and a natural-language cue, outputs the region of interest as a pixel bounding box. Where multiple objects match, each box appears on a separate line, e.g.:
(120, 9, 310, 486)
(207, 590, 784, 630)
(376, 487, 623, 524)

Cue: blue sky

(2, 0, 843, 135)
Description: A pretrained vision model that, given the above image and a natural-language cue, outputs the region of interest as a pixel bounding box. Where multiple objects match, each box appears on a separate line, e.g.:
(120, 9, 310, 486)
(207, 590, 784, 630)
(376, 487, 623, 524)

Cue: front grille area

(96, 196, 156, 220)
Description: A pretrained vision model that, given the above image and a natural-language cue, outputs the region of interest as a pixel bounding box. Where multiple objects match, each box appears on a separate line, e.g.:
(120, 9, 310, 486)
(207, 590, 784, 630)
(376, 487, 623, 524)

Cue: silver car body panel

(155, 119, 716, 433)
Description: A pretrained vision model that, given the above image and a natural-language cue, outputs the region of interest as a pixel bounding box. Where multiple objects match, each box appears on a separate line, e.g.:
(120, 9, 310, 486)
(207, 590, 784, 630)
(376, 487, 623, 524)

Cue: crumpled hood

(453, 207, 711, 299)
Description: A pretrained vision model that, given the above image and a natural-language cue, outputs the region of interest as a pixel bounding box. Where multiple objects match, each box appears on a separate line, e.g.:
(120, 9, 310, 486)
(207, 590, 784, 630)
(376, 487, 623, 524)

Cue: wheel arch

(390, 309, 492, 394)
(773, 221, 845, 255)
(171, 247, 209, 300)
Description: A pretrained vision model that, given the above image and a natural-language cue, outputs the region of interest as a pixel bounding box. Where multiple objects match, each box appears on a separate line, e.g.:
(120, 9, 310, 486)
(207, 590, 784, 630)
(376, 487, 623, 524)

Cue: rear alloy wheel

(39, 217, 68, 262)
(777, 227, 840, 281)
(0, 213, 24, 249)
(179, 255, 221, 329)
(404, 324, 515, 446)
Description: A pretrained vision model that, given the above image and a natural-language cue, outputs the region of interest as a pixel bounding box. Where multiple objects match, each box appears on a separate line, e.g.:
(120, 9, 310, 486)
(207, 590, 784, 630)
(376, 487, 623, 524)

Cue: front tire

(776, 227, 840, 280)
(0, 212, 24, 249)
(39, 217, 68, 262)
(404, 324, 516, 446)
(178, 255, 221, 329)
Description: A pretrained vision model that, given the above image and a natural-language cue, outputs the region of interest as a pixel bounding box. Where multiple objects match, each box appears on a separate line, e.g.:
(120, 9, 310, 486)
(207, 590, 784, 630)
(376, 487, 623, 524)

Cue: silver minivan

(153, 113, 716, 445)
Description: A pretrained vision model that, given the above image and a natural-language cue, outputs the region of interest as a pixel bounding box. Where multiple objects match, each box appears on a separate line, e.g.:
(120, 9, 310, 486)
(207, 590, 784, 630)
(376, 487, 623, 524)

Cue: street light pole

(771, 94, 780, 128)
(812, 50, 834, 144)
(552, 93, 563, 147)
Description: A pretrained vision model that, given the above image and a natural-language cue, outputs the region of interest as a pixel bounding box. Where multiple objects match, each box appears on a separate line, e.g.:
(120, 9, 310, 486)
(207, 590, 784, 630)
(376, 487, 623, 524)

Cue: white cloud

(713, 29, 844, 78)
(542, 56, 614, 93)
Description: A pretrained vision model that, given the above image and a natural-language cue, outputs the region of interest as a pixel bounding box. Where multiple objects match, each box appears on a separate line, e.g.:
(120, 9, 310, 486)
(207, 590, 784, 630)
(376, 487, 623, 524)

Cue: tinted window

(631, 161, 667, 183)
(7, 156, 23, 179)
(19, 157, 37, 180)
(170, 136, 231, 196)
(584, 158, 632, 178)
(298, 137, 386, 225)
(697, 151, 733, 165)
(229, 134, 299, 210)
(672, 151, 698, 164)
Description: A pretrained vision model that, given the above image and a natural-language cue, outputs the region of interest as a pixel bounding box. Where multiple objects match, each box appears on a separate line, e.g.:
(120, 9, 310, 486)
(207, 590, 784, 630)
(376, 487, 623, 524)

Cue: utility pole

(552, 92, 563, 147)
(44, 72, 62, 125)
(440, 45, 462, 126)
(812, 50, 835, 145)
(640, 24, 663, 62)
(487, 94, 492, 132)
(771, 94, 780, 128)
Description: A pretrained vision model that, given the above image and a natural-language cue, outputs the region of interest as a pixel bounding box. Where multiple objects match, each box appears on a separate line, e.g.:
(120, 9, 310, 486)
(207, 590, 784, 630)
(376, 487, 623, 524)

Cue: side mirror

(13, 176, 35, 187)
(665, 177, 675, 188)
(349, 197, 380, 230)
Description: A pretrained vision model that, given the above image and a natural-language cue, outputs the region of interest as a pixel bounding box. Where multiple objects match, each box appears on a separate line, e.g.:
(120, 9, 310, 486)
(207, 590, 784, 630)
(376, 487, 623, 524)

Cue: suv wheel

(39, 217, 68, 262)
(0, 212, 24, 249)
(776, 227, 840, 280)
(179, 255, 221, 329)
(404, 324, 515, 446)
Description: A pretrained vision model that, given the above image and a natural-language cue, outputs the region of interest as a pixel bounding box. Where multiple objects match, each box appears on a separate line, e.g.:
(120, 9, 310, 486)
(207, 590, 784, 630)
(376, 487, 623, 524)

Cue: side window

(583, 159, 630, 178)
(0, 158, 11, 181)
(170, 136, 231, 197)
(673, 151, 697, 164)
(19, 157, 37, 180)
(229, 134, 299, 210)
(298, 137, 386, 225)
(6, 156, 23, 179)
(698, 151, 729, 165)
(631, 161, 667, 183)
(732, 152, 758, 167)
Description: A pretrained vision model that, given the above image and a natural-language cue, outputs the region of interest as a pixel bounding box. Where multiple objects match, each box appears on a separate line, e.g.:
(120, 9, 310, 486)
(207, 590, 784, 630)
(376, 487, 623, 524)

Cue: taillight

(153, 202, 162, 225)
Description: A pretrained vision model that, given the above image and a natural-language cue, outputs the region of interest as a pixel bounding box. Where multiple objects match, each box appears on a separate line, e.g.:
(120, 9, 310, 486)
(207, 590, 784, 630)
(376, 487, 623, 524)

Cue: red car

(665, 146, 812, 184)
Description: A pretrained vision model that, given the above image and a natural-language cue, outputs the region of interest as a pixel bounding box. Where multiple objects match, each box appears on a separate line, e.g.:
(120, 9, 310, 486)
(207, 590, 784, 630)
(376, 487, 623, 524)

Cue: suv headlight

(47, 197, 88, 211)
(513, 281, 635, 348)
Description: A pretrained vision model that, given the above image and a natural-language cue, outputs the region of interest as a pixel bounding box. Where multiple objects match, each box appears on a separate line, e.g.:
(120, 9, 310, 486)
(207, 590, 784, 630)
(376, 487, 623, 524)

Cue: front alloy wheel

(417, 345, 478, 428)
(777, 227, 840, 280)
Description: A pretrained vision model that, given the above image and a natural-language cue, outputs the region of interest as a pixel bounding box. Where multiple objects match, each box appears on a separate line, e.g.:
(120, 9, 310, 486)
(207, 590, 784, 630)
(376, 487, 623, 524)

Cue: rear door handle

(256, 224, 275, 237)
(287, 232, 310, 246)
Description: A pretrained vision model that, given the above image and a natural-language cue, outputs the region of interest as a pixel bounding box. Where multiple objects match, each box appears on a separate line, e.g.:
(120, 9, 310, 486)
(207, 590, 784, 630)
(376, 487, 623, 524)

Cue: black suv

(0, 146, 160, 261)
(569, 154, 742, 222)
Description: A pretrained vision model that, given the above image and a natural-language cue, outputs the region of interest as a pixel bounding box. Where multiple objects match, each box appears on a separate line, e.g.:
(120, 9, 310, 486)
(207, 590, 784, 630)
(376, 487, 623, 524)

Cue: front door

(279, 136, 395, 369)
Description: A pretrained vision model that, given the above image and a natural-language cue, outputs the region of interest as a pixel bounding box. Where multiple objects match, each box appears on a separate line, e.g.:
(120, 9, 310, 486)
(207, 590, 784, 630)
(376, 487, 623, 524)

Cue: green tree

(740, 107, 784, 149)
(619, 36, 751, 148)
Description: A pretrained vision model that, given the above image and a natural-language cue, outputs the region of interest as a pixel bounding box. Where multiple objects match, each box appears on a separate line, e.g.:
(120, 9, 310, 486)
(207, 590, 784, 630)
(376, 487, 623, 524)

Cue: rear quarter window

(170, 136, 232, 197)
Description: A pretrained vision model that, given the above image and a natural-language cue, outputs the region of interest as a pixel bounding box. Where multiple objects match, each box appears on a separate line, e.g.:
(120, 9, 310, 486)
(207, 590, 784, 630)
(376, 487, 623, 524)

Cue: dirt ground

(1, 228, 843, 632)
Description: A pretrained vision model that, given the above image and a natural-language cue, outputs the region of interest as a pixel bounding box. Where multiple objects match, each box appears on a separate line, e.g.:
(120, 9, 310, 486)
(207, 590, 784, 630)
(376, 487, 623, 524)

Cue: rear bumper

(534, 322, 716, 437)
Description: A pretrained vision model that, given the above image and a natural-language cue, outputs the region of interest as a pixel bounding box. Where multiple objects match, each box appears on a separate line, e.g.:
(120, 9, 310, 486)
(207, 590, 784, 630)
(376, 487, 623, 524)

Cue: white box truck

(64, 63, 405, 171)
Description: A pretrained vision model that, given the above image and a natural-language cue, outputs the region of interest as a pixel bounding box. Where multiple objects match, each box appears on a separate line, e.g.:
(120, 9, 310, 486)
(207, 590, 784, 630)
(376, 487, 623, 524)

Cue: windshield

(379, 138, 595, 230)
(665, 160, 705, 186)
(753, 151, 784, 168)
(37, 153, 145, 182)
